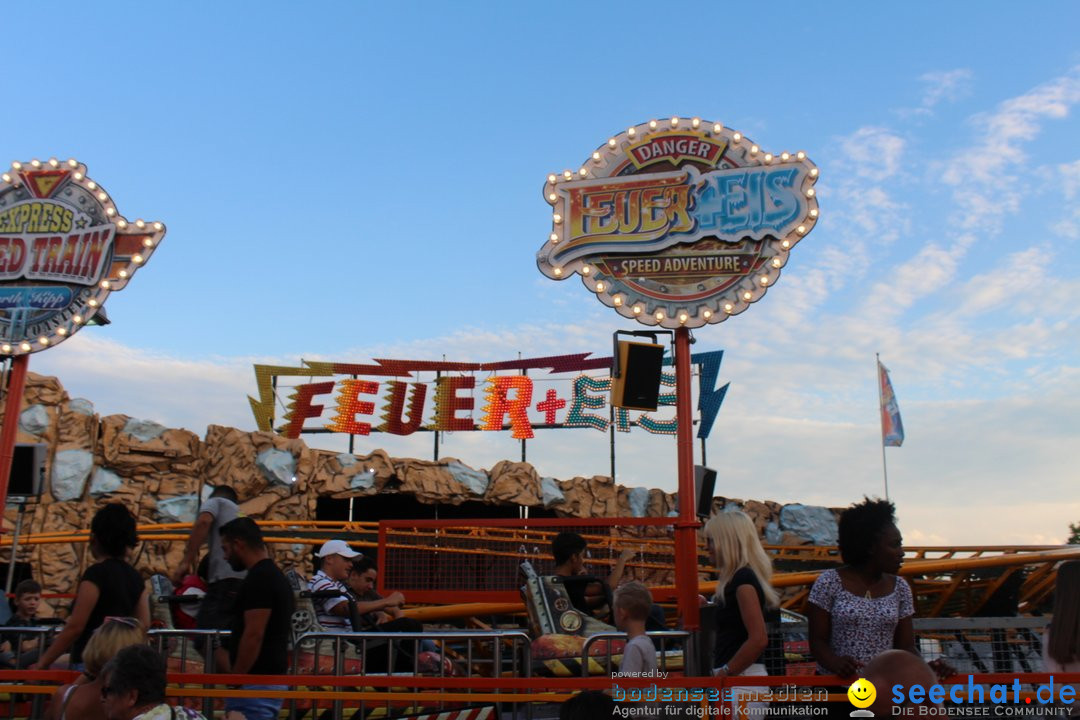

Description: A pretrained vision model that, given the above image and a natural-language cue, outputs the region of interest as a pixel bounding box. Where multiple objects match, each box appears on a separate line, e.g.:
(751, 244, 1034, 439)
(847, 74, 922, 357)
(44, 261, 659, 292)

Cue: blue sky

(5, 2, 1079, 544)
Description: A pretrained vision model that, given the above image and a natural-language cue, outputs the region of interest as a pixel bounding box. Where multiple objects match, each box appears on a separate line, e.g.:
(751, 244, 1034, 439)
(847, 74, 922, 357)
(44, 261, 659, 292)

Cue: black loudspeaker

(694, 465, 717, 518)
(611, 341, 664, 411)
(8, 443, 46, 498)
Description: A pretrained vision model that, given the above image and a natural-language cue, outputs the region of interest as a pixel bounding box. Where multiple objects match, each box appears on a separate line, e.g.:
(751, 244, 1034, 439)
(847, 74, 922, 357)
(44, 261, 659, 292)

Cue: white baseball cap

(316, 539, 361, 559)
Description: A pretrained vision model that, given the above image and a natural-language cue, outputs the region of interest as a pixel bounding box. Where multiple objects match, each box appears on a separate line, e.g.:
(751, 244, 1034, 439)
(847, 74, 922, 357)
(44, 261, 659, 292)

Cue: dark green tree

(1069, 522, 1080, 545)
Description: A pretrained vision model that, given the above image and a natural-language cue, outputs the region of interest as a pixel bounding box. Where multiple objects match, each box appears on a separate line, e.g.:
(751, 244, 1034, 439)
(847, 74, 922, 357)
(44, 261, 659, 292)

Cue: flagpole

(876, 353, 890, 500)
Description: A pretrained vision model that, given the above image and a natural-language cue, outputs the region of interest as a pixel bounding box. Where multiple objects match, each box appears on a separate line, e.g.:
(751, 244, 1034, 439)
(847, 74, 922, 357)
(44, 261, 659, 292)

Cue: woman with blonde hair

(703, 511, 778, 715)
(45, 617, 146, 720)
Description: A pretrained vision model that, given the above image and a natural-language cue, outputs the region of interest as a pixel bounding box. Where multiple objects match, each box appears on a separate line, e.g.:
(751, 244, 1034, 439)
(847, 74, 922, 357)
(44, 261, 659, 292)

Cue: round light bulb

(2, 345, 10, 353)
(678, 313, 688, 323)
(797, 225, 807, 235)
(670, 117, 679, 127)
(608, 138, 617, 148)
(733, 132, 741, 141)
(654, 311, 665, 320)
(48, 158, 59, 167)
(797, 151, 806, 160)
(548, 174, 557, 184)
(100, 280, 110, 289)
(30, 159, 41, 168)
(132, 254, 143, 263)
(633, 305, 642, 314)
(549, 232, 558, 242)
(153, 222, 163, 230)
(57, 327, 67, 336)
(87, 181, 96, 190)
(73, 315, 82, 323)
(553, 267, 562, 276)
(595, 281, 605, 291)
(781, 152, 790, 161)
(692, 118, 701, 128)
(703, 309, 712, 318)
(649, 120, 658, 129)
(578, 168, 587, 177)
(628, 127, 636, 137)
(751, 145, 759, 154)
(809, 209, 819, 218)
(810, 168, 819, 177)
(712, 123, 722, 133)
(19, 342, 30, 352)
(806, 188, 816, 197)
(581, 265, 591, 275)
(135, 219, 145, 228)
(67, 159, 78, 168)
(563, 170, 572, 180)
(724, 303, 733, 312)
(38, 337, 48, 345)
(142, 237, 153, 247)
(742, 291, 752, 301)
(548, 193, 557, 202)
(781, 239, 791, 248)
(614, 296, 623, 306)
(772, 258, 782, 268)
(759, 276, 769, 285)
(88, 299, 98, 306)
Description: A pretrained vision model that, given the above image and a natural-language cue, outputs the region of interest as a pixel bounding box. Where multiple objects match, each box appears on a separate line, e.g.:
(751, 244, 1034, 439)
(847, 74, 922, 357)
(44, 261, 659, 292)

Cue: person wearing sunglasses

(99, 644, 207, 720)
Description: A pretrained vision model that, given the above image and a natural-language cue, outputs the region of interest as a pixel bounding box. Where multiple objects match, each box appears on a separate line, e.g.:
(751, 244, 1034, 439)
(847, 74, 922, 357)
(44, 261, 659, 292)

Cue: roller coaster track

(5, 520, 1077, 619)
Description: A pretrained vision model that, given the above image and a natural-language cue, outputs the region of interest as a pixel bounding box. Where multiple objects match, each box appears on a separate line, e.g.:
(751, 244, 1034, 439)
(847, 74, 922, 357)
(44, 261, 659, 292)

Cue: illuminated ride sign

(249, 351, 728, 441)
(0, 159, 166, 355)
(536, 118, 820, 328)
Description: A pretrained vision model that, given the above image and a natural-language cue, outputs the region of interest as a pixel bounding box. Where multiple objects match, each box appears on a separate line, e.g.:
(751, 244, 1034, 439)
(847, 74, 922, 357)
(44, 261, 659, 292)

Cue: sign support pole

(673, 327, 700, 630)
(0, 354, 29, 526)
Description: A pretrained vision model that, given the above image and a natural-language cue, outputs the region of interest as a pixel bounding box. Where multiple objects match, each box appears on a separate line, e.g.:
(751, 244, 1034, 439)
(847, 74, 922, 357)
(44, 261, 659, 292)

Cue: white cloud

(919, 69, 973, 110)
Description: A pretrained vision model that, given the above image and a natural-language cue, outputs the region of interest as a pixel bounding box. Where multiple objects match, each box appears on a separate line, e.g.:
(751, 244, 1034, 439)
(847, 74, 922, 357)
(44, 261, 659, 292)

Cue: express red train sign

(0, 159, 165, 355)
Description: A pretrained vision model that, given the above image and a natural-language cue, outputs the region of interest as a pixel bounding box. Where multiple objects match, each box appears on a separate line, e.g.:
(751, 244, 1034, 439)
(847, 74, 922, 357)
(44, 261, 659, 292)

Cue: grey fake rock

(256, 448, 297, 488)
(446, 460, 489, 496)
(779, 504, 838, 546)
(540, 477, 565, 508)
(122, 418, 167, 442)
(19, 405, 49, 436)
(350, 469, 376, 490)
(89, 467, 123, 496)
(764, 520, 783, 545)
(628, 487, 650, 518)
(51, 449, 94, 502)
(157, 494, 199, 523)
(69, 398, 95, 416)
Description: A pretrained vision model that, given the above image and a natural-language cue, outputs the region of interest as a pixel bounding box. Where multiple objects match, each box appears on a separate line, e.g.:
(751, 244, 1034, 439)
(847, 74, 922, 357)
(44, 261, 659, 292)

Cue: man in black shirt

(219, 517, 294, 720)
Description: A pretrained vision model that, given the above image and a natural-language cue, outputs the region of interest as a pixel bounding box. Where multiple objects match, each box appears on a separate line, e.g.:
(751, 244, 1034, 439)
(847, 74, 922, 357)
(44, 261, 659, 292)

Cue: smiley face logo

(847, 678, 876, 709)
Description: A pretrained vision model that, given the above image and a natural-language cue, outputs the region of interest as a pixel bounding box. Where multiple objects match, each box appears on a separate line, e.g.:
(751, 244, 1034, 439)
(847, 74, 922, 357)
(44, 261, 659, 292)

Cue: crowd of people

(4, 491, 1078, 719)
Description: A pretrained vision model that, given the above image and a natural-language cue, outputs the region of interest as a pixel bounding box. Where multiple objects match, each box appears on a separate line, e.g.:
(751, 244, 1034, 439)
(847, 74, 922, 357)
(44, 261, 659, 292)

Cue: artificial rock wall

(2, 372, 838, 602)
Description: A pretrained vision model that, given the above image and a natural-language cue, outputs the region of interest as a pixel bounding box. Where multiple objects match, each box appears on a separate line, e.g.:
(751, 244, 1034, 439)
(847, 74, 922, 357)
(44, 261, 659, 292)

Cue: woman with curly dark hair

(32, 503, 149, 670)
(807, 497, 930, 678)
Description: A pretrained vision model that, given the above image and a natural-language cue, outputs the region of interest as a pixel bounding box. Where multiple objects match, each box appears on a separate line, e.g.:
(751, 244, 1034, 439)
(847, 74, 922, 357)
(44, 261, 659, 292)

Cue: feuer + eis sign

(536, 118, 820, 328)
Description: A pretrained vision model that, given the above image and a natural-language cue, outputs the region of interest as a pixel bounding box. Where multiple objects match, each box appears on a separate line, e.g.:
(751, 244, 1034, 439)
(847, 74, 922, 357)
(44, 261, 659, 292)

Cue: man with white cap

(308, 539, 363, 631)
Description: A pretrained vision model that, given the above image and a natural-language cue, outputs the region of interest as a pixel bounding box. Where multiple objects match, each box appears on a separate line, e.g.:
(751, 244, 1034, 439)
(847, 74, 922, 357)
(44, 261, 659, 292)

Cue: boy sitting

(0, 579, 44, 668)
(613, 581, 656, 674)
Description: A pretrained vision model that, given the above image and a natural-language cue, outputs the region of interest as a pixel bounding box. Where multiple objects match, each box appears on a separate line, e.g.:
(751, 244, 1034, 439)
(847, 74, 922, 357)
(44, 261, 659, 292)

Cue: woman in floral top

(808, 498, 947, 678)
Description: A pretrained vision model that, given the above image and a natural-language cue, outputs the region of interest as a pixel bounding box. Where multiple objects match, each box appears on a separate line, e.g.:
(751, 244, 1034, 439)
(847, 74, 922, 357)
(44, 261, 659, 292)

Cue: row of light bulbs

(544, 117, 818, 191)
(1, 159, 165, 234)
